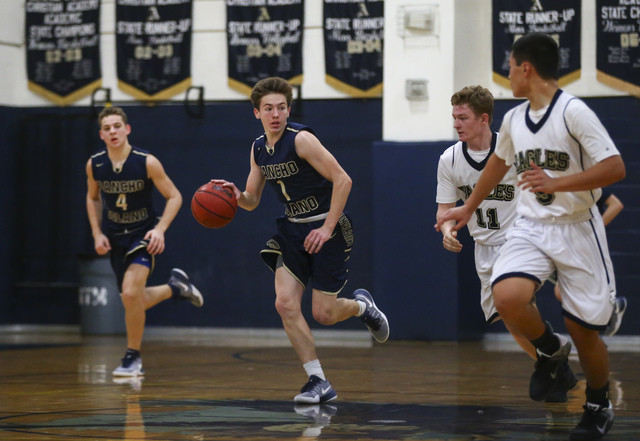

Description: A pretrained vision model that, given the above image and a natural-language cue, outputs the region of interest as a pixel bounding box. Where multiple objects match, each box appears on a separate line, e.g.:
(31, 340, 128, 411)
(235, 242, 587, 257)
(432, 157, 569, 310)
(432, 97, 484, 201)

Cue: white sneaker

(113, 356, 144, 377)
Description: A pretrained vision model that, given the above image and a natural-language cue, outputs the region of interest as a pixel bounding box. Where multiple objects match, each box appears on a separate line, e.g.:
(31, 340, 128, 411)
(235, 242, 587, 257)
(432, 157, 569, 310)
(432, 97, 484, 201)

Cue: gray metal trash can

(78, 255, 126, 335)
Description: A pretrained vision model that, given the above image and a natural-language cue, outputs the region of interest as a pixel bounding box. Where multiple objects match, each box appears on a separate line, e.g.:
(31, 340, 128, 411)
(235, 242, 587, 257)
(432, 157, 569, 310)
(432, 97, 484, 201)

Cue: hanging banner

(492, 0, 581, 88)
(226, 1, 304, 96)
(323, 0, 383, 97)
(116, 0, 192, 101)
(596, 0, 640, 97)
(25, 0, 102, 106)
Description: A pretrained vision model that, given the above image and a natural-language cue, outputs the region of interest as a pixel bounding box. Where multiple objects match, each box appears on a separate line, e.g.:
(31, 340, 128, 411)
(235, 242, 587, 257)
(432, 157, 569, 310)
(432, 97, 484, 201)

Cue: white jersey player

(436, 86, 566, 382)
(494, 89, 618, 327)
(437, 131, 519, 323)
(437, 34, 625, 440)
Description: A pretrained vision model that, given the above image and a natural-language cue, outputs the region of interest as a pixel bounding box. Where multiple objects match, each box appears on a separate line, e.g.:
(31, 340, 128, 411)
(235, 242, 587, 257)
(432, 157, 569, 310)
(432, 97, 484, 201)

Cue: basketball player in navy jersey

(212, 77, 389, 404)
(438, 34, 625, 439)
(86, 106, 204, 377)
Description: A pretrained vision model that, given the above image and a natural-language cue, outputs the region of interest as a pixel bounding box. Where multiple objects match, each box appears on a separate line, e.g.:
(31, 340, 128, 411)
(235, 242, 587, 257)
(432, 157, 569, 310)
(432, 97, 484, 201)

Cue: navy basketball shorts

(260, 213, 354, 295)
(108, 229, 155, 291)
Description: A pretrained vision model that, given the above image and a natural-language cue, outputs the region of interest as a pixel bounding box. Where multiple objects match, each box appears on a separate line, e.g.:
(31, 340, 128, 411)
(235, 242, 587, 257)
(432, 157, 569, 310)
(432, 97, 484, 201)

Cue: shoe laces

(300, 376, 323, 393)
(361, 309, 382, 331)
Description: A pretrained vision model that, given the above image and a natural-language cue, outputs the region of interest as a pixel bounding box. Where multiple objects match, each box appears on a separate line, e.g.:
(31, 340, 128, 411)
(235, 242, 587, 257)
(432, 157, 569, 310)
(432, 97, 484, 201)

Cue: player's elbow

(335, 173, 352, 193)
(239, 193, 260, 211)
(608, 156, 626, 184)
(173, 190, 183, 207)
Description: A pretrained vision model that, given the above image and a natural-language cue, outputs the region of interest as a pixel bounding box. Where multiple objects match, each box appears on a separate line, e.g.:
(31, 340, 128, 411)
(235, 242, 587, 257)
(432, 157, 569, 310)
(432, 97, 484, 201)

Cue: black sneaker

(530, 333, 572, 401)
(354, 289, 389, 343)
(544, 359, 578, 403)
(570, 401, 614, 440)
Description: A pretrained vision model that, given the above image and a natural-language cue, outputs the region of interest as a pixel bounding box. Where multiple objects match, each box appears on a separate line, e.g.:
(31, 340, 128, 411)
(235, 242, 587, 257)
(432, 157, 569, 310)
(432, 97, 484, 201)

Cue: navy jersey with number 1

(253, 122, 333, 219)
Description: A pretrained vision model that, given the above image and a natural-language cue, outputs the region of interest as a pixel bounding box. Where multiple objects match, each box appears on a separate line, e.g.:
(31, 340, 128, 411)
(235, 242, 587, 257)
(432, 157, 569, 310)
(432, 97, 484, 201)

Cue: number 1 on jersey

(276, 180, 291, 201)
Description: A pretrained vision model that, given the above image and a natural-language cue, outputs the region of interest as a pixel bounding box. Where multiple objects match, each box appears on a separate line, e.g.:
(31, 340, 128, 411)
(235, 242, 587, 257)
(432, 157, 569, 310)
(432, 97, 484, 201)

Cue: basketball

(191, 182, 238, 228)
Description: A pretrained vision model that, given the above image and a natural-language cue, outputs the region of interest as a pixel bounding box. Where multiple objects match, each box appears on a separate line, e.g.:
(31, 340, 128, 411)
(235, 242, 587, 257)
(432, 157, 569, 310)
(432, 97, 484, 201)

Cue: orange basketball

(191, 182, 237, 228)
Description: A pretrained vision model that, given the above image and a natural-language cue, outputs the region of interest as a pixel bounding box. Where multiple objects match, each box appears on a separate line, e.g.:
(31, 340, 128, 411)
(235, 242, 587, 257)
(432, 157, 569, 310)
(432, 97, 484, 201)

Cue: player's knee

(493, 284, 517, 315)
(119, 288, 138, 306)
(493, 278, 535, 315)
(274, 296, 300, 319)
(312, 307, 336, 326)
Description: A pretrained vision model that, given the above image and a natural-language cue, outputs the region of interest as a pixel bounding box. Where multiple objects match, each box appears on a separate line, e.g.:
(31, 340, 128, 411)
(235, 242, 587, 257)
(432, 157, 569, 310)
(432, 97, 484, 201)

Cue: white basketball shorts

(491, 214, 616, 329)
(474, 243, 501, 323)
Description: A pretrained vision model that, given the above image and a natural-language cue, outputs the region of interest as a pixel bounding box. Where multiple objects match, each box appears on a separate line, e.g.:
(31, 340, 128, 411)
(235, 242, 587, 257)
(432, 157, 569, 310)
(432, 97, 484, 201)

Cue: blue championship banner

(116, 0, 192, 101)
(492, 0, 581, 88)
(596, 0, 640, 97)
(323, 0, 383, 97)
(226, 0, 304, 96)
(26, 0, 101, 106)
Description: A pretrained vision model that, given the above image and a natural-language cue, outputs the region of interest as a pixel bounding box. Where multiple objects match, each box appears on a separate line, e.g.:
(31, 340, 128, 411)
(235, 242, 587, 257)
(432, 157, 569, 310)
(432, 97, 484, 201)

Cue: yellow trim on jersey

(91, 151, 108, 159)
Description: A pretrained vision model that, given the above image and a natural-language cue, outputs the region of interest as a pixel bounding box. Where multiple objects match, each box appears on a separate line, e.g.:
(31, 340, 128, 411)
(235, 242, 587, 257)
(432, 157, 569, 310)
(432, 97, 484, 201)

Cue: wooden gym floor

(0, 327, 639, 441)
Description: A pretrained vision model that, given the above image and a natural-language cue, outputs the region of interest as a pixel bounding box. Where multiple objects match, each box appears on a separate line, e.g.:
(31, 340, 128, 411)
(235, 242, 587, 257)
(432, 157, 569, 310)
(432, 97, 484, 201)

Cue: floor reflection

(3, 398, 640, 440)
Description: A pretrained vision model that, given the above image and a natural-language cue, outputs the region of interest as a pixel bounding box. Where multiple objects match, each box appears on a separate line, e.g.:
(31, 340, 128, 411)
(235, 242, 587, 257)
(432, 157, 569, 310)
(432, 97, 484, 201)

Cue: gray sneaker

(354, 289, 389, 343)
(294, 376, 337, 404)
(168, 268, 204, 307)
(113, 356, 144, 377)
(604, 297, 627, 337)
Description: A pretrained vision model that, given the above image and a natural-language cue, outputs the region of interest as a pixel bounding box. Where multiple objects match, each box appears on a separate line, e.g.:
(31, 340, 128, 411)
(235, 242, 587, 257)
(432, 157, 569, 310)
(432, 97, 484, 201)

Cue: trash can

(78, 255, 126, 335)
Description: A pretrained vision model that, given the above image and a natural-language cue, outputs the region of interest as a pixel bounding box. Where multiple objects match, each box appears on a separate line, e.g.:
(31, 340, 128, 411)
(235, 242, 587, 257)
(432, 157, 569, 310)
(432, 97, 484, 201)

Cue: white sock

(303, 359, 326, 380)
(356, 300, 366, 317)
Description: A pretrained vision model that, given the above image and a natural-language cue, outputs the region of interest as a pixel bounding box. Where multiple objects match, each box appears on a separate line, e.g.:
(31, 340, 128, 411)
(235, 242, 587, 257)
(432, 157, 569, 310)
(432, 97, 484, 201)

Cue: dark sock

(169, 284, 180, 298)
(586, 383, 609, 408)
(125, 348, 140, 359)
(530, 321, 560, 357)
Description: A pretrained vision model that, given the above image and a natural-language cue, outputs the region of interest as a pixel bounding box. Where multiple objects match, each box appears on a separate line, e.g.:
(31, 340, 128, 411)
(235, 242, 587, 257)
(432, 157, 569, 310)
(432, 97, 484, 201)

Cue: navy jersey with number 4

(253, 122, 333, 219)
(91, 146, 157, 235)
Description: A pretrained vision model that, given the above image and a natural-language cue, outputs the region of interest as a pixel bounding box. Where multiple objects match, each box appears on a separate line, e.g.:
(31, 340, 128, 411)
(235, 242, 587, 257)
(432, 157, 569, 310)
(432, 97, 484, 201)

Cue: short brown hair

(250, 77, 293, 110)
(98, 106, 128, 127)
(451, 85, 494, 124)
